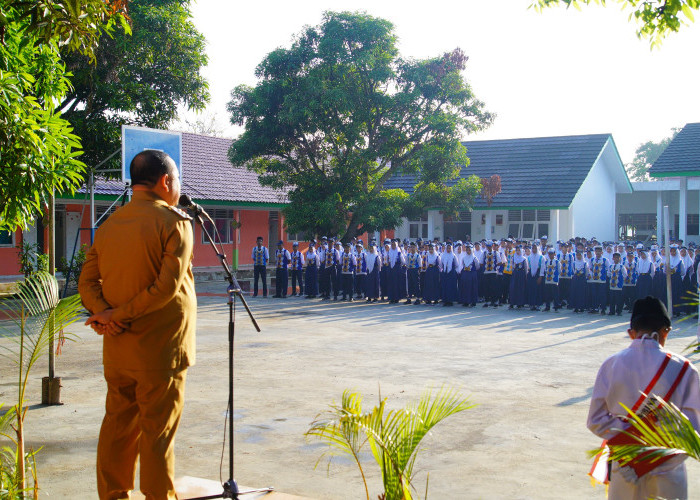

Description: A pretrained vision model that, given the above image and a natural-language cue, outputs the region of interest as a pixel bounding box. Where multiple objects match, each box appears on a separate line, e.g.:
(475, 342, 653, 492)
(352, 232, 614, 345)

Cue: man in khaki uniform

(79, 150, 197, 500)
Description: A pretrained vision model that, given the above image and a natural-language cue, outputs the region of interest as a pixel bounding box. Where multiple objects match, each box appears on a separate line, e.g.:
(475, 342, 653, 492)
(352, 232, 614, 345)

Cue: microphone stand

(186, 205, 273, 499)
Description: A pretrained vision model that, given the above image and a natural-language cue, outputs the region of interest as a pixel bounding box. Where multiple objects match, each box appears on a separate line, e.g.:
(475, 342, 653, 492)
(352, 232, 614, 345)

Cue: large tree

(532, 0, 699, 47)
(228, 11, 493, 241)
(0, 1, 128, 232)
(626, 128, 680, 181)
(58, 0, 209, 172)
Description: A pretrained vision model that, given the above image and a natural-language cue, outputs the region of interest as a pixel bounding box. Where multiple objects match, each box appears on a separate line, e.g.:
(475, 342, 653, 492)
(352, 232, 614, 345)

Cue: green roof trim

(477, 206, 569, 211)
(649, 171, 700, 178)
(190, 199, 286, 208)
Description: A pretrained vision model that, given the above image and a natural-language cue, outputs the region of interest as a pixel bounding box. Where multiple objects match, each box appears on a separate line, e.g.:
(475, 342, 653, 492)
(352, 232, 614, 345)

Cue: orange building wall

(0, 230, 22, 275)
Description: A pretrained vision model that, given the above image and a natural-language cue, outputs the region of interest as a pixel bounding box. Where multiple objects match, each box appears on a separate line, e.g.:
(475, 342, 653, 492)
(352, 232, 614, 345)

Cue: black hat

(631, 296, 671, 329)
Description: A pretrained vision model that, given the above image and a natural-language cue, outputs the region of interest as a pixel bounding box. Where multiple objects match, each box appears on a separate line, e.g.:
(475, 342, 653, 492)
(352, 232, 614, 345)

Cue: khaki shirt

(78, 190, 197, 371)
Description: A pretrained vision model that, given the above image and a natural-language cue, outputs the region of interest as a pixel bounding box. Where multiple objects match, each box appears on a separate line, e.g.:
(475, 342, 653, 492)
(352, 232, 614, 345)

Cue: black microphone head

(179, 194, 193, 207)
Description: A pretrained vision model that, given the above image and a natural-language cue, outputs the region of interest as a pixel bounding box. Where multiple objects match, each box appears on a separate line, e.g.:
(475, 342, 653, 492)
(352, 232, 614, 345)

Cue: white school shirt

(636, 257, 654, 275)
(441, 251, 458, 273)
(460, 252, 479, 271)
(588, 337, 700, 473)
(528, 253, 543, 277)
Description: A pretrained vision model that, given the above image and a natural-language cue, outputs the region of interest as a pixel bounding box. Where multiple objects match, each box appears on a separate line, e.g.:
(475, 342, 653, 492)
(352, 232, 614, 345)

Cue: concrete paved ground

(3, 281, 700, 499)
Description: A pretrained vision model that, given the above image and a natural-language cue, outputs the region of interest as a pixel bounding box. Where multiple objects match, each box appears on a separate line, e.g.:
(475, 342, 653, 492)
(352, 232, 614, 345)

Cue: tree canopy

(532, 0, 700, 47)
(0, 1, 127, 232)
(228, 11, 493, 241)
(626, 128, 680, 181)
(58, 0, 209, 172)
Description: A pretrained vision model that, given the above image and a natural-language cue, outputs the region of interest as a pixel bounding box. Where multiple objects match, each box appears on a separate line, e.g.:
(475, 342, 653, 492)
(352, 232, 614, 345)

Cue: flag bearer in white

(587, 296, 700, 500)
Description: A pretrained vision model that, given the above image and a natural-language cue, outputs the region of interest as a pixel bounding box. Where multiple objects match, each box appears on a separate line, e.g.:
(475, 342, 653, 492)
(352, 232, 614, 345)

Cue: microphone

(179, 194, 214, 223)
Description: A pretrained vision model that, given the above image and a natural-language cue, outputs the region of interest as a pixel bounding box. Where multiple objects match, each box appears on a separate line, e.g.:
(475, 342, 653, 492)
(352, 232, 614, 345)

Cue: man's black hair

(130, 150, 175, 187)
(256, 236, 263, 241)
(630, 296, 671, 332)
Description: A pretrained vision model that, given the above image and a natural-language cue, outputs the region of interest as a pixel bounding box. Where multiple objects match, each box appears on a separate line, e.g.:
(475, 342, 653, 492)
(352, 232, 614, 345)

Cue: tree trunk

(15, 405, 26, 493)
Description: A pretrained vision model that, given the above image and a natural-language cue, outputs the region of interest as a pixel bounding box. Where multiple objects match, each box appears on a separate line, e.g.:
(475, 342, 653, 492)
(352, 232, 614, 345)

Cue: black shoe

(543, 306, 550, 312)
(366, 298, 372, 302)
(483, 303, 490, 308)
(414, 300, 421, 305)
(554, 306, 560, 311)
(405, 299, 412, 304)
(492, 303, 498, 308)
(348, 298, 353, 302)
(608, 311, 615, 316)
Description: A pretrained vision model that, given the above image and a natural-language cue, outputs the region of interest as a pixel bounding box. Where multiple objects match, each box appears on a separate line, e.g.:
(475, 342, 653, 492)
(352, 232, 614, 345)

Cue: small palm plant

(594, 396, 700, 471)
(306, 386, 475, 500)
(0, 272, 83, 497)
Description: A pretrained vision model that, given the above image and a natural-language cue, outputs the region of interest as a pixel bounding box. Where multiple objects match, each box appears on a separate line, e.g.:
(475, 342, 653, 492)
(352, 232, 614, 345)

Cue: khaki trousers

(97, 365, 187, 500)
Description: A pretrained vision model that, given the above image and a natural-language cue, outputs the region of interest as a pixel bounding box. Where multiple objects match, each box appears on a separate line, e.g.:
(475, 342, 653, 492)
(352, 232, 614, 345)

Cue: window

(202, 208, 234, 244)
(672, 214, 699, 238)
(0, 230, 13, 247)
(506, 210, 550, 239)
(619, 213, 656, 240)
(408, 214, 428, 239)
(495, 214, 503, 225)
(95, 205, 119, 226)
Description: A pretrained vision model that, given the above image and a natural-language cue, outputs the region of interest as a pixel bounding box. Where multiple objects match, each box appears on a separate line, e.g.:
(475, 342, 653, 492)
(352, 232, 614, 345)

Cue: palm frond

(308, 386, 474, 500)
(606, 397, 700, 466)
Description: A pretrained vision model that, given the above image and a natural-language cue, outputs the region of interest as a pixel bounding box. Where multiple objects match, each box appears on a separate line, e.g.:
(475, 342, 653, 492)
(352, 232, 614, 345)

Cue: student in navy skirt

(423, 243, 441, 304)
(364, 244, 381, 302)
(459, 243, 480, 307)
(440, 243, 459, 306)
(508, 246, 528, 309)
(304, 242, 319, 298)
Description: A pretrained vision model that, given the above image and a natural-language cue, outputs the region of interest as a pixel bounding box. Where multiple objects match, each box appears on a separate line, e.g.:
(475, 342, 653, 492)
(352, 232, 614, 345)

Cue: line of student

(256, 235, 699, 317)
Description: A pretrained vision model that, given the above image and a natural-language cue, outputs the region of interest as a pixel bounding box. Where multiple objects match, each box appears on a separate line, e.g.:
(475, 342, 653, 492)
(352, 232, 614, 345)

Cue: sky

(185, 0, 700, 165)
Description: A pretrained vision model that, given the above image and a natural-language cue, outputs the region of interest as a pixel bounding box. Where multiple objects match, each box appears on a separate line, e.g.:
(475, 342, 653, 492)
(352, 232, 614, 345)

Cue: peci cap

(631, 296, 671, 330)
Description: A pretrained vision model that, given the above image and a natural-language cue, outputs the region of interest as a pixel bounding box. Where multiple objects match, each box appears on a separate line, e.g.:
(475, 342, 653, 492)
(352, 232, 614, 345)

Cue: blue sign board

(121, 125, 182, 183)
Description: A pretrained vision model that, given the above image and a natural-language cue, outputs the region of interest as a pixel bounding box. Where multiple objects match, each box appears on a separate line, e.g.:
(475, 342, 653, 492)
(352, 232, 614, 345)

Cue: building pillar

(680, 177, 688, 243)
(485, 211, 493, 240)
(427, 211, 435, 240)
(657, 191, 663, 244)
(551, 209, 559, 242)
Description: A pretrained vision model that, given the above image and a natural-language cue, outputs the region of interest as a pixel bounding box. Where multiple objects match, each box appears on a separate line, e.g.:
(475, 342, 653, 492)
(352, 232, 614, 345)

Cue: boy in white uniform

(587, 296, 700, 499)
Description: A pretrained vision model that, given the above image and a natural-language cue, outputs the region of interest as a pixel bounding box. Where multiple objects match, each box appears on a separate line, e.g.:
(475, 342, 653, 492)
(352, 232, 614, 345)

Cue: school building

(0, 133, 290, 277)
(388, 133, 633, 243)
(617, 122, 700, 245)
(3, 125, 700, 279)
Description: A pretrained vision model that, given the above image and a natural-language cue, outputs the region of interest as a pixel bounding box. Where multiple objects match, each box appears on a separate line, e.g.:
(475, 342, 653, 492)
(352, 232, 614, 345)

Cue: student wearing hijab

(459, 243, 480, 307)
(527, 244, 544, 311)
(405, 242, 423, 304)
(668, 245, 686, 316)
(364, 243, 381, 302)
(440, 243, 459, 306)
(380, 242, 391, 301)
(508, 245, 528, 309)
(304, 241, 319, 298)
(354, 243, 367, 300)
(423, 243, 442, 305)
(635, 249, 654, 300)
(387, 240, 405, 304)
(571, 247, 589, 313)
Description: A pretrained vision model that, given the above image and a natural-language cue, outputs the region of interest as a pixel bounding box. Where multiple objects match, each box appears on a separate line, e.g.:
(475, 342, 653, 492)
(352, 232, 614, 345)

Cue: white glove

(618, 464, 639, 484)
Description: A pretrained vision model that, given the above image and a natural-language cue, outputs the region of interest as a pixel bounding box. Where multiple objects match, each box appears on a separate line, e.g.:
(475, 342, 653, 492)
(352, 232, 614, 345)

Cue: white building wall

(569, 155, 617, 240)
